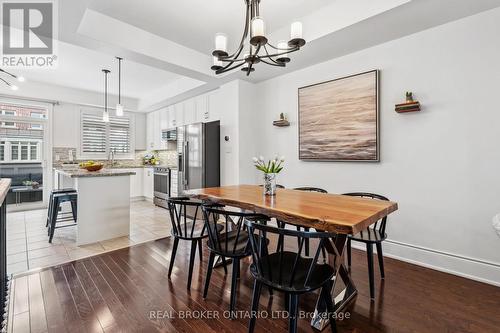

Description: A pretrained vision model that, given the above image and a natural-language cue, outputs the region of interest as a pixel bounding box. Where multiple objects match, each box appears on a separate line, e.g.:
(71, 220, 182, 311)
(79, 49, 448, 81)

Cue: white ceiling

(87, 0, 332, 54)
(12, 41, 181, 99)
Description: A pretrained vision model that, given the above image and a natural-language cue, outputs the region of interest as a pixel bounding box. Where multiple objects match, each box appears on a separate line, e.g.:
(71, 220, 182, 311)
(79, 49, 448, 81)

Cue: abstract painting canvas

(298, 70, 379, 161)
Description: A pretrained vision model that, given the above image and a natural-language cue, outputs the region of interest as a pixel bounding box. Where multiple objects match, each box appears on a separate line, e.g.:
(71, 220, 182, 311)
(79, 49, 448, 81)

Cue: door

(185, 123, 203, 191)
(0, 98, 52, 210)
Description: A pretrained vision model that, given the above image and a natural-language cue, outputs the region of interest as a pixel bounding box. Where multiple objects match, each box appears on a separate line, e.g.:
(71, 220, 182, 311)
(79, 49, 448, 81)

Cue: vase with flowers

(253, 155, 285, 196)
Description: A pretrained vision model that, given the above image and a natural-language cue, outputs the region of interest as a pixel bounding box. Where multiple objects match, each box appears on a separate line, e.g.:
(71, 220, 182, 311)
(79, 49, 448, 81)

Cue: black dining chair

(245, 220, 339, 333)
(167, 197, 225, 289)
(276, 187, 328, 256)
(202, 206, 269, 316)
(343, 192, 390, 300)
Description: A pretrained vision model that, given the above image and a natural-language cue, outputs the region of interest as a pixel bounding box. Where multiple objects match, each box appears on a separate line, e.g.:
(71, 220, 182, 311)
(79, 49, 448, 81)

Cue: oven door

(154, 171, 170, 200)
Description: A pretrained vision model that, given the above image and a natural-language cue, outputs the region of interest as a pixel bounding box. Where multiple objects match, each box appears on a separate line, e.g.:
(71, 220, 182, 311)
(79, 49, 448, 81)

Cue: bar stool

(48, 191, 78, 243)
(46, 188, 77, 228)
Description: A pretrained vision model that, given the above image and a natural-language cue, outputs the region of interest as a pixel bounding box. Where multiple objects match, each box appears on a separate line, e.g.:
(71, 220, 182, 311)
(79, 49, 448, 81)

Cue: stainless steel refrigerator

(177, 121, 220, 195)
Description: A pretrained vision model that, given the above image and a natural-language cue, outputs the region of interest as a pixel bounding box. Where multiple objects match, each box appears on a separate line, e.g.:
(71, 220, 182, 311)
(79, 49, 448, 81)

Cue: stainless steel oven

(153, 167, 171, 208)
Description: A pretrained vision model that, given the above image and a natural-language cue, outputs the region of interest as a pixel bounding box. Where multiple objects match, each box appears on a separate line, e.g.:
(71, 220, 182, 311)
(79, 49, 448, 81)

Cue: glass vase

(263, 173, 277, 196)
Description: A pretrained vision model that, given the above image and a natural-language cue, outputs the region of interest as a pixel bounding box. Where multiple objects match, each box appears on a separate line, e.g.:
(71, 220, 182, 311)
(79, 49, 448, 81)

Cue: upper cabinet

(134, 113, 147, 151)
(144, 90, 222, 151)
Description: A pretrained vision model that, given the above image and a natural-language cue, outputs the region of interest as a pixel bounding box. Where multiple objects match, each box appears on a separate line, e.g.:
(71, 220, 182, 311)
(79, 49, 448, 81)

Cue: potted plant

(253, 155, 285, 196)
(22, 180, 40, 189)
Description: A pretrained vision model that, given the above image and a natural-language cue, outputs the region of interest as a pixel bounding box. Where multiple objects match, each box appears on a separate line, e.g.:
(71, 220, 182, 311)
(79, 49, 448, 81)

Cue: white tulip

(252, 157, 258, 163)
(280, 156, 285, 162)
(259, 156, 264, 161)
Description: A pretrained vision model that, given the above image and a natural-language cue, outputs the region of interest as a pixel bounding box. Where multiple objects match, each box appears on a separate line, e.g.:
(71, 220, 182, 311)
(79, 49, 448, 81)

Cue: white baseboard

(350, 240, 500, 287)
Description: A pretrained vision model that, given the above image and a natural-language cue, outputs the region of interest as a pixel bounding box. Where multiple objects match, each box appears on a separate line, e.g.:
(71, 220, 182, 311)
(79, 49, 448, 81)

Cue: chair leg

(304, 227, 310, 256)
(248, 279, 262, 333)
(203, 252, 215, 298)
(198, 239, 203, 261)
(366, 243, 375, 300)
(284, 292, 290, 311)
(221, 256, 228, 275)
(229, 258, 240, 317)
(187, 240, 198, 289)
(288, 294, 299, 333)
(376, 242, 385, 279)
(70, 200, 77, 222)
(168, 238, 179, 278)
(321, 282, 337, 333)
(49, 197, 59, 243)
(347, 238, 352, 267)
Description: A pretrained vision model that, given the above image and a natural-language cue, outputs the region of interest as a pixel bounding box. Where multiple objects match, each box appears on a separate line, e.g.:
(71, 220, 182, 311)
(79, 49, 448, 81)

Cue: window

(80, 111, 132, 157)
(8, 140, 40, 162)
(0, 141, 4, 161)
(30, 112, 45, 119)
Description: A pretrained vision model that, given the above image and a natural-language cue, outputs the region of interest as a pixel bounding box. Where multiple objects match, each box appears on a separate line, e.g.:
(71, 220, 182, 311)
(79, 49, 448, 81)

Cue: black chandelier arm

(266, 42, 300, 53)
(258, 46, 300, 60)
(222, 1, 251, 60)
(246, 63, 253, 76)
(215, 60, 246, 75)
(0, 68, 16, 79)
(219, 57, 246, 63)
(0, 77, 11, 86)
(259, 58, 285, 67)
(262, 45, 283, 65)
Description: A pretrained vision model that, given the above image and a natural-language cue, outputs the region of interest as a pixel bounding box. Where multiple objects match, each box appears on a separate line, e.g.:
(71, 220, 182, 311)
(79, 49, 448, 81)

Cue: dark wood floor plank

(7, 236, 500, 333)
(81, 258, 156, 332)
(28, 273, 48, 333)
(61, 263, 104, 332)
(39, 269, 68, 333)
(50, 266, 88, 333)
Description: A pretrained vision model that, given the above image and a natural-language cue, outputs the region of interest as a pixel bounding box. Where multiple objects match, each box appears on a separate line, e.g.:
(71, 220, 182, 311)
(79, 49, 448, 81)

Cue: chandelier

(0, 68, 25, 90)
(211, 0, 305, 76)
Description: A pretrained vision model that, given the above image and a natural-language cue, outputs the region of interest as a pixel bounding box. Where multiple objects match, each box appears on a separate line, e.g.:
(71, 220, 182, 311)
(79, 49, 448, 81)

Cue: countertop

(54, 168, 136, 178)
(0, 178, 11, 204)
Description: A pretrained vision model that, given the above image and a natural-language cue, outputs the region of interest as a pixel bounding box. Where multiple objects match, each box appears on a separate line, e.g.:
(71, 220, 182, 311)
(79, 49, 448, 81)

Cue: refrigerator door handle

(184, 141, 189, 187)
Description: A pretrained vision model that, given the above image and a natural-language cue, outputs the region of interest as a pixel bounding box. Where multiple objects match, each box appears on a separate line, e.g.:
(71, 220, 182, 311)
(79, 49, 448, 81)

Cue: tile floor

(6, 200, 171, 275)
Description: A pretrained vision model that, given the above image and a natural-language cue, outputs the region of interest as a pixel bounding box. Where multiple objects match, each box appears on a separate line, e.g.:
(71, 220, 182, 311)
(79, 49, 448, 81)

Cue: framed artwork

(298, 70, 379, 161)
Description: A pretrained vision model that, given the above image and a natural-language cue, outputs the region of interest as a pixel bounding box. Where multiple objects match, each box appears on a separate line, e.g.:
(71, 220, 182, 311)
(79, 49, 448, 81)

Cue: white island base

(55, 168, 135, 245)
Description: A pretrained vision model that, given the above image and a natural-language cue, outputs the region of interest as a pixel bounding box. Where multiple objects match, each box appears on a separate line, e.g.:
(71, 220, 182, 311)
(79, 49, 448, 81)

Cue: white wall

(250, 7, 500, 285)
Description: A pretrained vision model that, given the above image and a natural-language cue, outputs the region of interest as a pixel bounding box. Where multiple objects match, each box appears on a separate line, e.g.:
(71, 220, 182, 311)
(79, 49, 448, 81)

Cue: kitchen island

(54, 168, 136, 245)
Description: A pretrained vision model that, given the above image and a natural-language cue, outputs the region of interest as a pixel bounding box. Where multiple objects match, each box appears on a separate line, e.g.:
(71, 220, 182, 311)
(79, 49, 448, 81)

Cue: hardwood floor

(7, 236, 500, 333)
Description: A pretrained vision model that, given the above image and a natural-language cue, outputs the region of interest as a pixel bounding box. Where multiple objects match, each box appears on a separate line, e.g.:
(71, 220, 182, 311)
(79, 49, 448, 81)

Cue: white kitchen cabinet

(207, 91, 220, 122)
(175, 103, 184, 127)
(183, 99, 196, 125)
(159, 107, 169, 131)
(153, 110, 162, 150)
(143, 167, 154, 199)
(195, 94, 209, 123)
(146, 112, 154, 150)
(167, 105, 175, 128)
(134, 113, 147, 151)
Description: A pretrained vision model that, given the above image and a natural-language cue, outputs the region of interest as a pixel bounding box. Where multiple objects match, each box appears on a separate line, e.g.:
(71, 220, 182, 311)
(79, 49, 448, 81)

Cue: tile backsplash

(53, 147, 177, 168)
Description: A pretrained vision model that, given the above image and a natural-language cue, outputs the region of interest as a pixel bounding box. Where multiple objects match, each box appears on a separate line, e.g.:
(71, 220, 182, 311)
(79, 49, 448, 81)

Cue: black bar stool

(343, 192, 390, 300)
(245, 220, 339, 333)
(167, 197, 225, 290)
(46, 188, 77, 228)
(48, 191, 78, 243)
(202, 206, 269, 316)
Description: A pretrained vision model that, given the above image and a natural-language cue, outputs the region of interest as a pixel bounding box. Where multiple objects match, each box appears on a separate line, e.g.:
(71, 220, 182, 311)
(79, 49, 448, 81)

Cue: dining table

(187, 184, 398, 330)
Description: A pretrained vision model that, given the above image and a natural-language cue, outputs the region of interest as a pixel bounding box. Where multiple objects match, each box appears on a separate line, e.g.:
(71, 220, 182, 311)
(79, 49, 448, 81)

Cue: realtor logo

(1, 0, 57, 68)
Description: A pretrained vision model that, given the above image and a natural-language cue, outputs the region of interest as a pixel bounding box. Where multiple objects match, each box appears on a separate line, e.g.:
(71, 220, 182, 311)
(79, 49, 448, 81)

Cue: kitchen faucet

(108, 148, 116, 166)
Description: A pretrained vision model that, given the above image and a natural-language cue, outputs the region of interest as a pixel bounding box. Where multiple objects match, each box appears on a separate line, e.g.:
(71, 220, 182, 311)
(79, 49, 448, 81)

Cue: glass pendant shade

(251, 17, 265, 38)
(214, 33, 227, 52)
(102, 110, 110, 122)
(290, 22, 303, 39)
(116, 104, 124, 116)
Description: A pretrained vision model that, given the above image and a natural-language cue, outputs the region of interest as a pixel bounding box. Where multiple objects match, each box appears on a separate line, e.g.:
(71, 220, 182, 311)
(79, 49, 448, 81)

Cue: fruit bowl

(81, 163, 104, 172)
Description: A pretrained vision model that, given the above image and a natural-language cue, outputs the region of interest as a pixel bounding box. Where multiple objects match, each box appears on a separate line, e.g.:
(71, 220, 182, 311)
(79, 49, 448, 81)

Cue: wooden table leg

(311, 234, 357, 330)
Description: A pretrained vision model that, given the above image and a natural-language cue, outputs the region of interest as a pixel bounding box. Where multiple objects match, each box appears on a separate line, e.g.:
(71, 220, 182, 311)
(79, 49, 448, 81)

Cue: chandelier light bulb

(214, 33, 228, 53)
(17, 76, 25, 82)
(116, 103, 124, 117)
(251, 17, 265, 38)
(290, 22, 303, 40)
(10, 85, 18, 91)
(102, 110, 110, 123)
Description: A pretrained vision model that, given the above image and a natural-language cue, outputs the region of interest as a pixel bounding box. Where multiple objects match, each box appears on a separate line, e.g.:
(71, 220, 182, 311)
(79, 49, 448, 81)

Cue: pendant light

(115, 57, 124, 116)
(102, 69, 110, 122)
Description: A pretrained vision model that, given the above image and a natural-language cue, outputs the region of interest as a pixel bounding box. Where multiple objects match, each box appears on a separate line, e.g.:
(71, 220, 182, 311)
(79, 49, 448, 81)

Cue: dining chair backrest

(167, 197, 207, 240)
(202, 206, 269, 257)
(342, 192, 390, 235)
(293, 187, 328, 193)
(245, 220, 338, 292)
